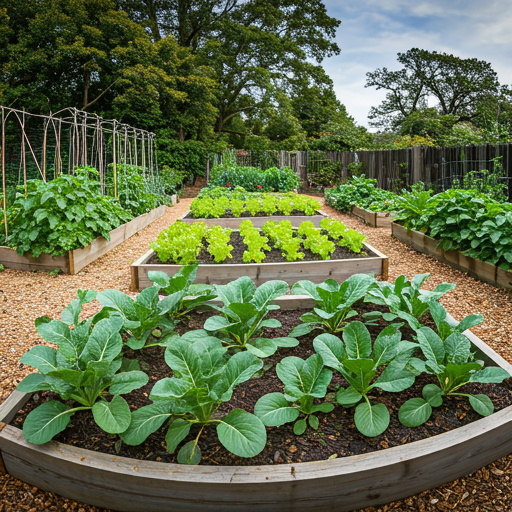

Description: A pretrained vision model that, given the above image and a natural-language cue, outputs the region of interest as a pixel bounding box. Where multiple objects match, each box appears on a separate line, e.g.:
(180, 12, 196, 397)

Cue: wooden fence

(220, 145, 512, 198)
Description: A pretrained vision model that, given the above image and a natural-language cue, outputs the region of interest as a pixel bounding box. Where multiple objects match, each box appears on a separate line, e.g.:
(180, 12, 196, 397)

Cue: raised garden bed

(131, 241, 388, 291)
(392, 222, 512, 291)
(180, 209, 328, 228)
(0, 205, 167, 275)
(351, 205, 393, 229)
(1, 296, 512, 512)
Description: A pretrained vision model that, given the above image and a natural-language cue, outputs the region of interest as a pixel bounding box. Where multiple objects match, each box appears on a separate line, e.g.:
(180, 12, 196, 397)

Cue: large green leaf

(109, 371, 149, 395)
(217, 409, 266, 457)
(92, 396, 131, 434)
(214, 276, 256, 307)
(417, 327, 445, 367)
(120, 402, 173, 445)
(37, 320, 76, 364)
(372, 325, 402, 366)
(470, 366, 511, 383)
(20, 345, 58, 374)
(457, 314, 484, 333)
(165, 419, 192, 453)
(203, 316, 237, 332)
(398, 398, 432, 427)
(177, 441, 202, 464)
(343, 321, 372, 359)
(246, 338, 279, 358)
(228, 302, 259, 323)
(313, 333, 346, 371)
(423, 384, 443, 406)
(469, 394, 494, 416)
(150, 377, 192, 399)
(147, 270, 171, 288)
(164, 339, 204, 387)
(342, 273, 376, 305)
(212, 351, 263, 401)
(251, 280, 288, 310)
(291, 280, 321, 301)
(96, 289, 137, 321)
(80, 316, 123, 364)
(23, 400, 73, 444)
(342, 359, 376, 392)
(354, 402, 389, 437)
(16, 373, 52, 393)
(444, 332, 471, 365)
(336, 386, 362, 406)
(254, 393, 300, 426)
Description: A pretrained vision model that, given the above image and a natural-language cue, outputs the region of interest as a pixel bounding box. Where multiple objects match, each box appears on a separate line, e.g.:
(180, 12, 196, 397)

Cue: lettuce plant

(290, 275, 376, 336)
(150, 221, 206, 264)
(399, 326, 510, 427)
(17, 291, 148, 444)
(255, 354, 334, 434)
(203, 276, 298, 357)
(205, 226, 233, 263)
(314, 322, 417, 437)
(121, 336, 266, 464)
(239, 219, 270, 263)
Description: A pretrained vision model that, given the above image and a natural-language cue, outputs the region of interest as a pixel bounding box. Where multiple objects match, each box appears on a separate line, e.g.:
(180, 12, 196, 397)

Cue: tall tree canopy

(366, 48, 501, 131)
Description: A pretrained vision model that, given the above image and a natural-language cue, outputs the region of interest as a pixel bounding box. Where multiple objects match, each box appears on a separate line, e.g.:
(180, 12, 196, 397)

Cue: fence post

(411, 146, 423, 185)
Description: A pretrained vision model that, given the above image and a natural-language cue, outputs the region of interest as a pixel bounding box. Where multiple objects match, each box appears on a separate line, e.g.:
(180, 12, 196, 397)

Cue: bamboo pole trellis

(0, 106, 158, 239)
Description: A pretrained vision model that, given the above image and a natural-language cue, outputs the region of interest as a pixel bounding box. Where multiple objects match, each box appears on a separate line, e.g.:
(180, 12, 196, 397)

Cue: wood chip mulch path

(1, 193, 512, 512)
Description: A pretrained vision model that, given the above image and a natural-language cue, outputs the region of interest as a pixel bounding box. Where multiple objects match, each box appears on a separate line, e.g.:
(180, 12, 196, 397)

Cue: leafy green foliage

(315, 322, 417, 437)
(255, 354, 334, 433)
(239, 220, 271, 263)
(120, 335, 266, 464)
(297, 221, 335, 259)
(205, 226, 233, 263)
(150, 221, 206, 264)
(399, 326, 510, 427)
(17, 290, 148, 443)
(325, 175, 398, 213)
(7, 172, 132, 257)
(262, 220, 304, 262)
(203, 276, 298, 358)
(363, 274, 455, 330)
(321, 218, 366, 253)
(290, 275, 376, 336)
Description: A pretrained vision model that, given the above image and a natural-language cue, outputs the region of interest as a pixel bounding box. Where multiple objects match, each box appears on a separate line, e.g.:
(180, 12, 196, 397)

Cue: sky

(323, 0, 512, 130)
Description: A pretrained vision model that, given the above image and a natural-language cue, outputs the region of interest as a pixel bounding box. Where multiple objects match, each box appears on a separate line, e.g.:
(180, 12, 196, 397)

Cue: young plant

(17, 292, 148, 444)
(321, 218, 366, 253)
(363, 274, 455, 330)
(262, 220, 304, 262)
(203, 276, 299, 357)
(314, 322, 417, 437)
(398, 326, 510, 427)
(246, 197, 261, 216)
(298, 221, 334, 259)
(278, 197, 294, 216)
(240, 219, 270, 263)
(261, 195, 278, 216)
(150, 221, 206, 264)
(230, 198, 245, 217)
(206, 226, 233, 263)
(120, 336, 266, 464)
(255, 354, 334, 434)
(290, 274, 376, 337)
(210, 197, 230, 218)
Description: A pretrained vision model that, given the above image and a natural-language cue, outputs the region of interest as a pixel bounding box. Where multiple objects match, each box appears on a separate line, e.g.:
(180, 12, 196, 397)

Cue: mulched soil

(148, 230, 375, 264)
(2, 190, 512, 511)
(13, 306, 512, 467)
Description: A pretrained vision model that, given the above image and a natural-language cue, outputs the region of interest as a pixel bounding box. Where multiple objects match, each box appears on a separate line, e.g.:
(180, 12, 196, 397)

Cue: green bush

(7, 169, 132, 257)
(156, 137, 207, 184)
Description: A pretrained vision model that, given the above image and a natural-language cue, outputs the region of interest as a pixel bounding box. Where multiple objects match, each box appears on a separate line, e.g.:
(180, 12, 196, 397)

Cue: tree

(366, 48, 501, 131)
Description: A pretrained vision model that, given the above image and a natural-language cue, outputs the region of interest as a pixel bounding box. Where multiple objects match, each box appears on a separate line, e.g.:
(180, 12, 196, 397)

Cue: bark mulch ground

(1, 192, 512, 511)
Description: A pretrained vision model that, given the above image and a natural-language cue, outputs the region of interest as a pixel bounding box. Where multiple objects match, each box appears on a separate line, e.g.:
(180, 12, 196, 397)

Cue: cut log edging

(1, 299, 512, 512)
(391, 222, 512, 291)
(130, 242, 388, 292)
(0, 205, 167, 275)
(179, 210, 328, 228)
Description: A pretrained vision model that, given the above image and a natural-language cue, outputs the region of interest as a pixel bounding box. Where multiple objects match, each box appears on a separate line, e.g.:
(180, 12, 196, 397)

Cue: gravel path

(1, 196, 512, 512)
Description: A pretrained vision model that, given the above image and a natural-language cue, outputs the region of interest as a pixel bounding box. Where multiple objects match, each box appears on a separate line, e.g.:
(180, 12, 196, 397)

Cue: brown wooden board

(179, 210, 328, 228)
(131, 242, 387, 291)
(0, 205, 167, 275)
(350, 206, 393, 229)
(1, 305, 512, 512)
(391, 222, 512, 291)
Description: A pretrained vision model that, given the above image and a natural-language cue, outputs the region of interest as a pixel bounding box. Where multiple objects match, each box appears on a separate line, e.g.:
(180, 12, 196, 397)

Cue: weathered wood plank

(0, 247, 70, 273)
(0, 390, 32, 424)
(179, 211, 327, 228)
(391, 222, 512, 291)
(132, 243, 385, 290)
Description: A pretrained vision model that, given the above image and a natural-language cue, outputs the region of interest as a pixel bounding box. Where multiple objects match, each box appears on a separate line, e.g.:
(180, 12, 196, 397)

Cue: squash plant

(17, 291, 148, 444)
(121, 336, 266, 464)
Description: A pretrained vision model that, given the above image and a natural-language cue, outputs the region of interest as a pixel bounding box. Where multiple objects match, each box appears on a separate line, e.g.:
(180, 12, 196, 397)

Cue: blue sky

(322, 0, 512, 129)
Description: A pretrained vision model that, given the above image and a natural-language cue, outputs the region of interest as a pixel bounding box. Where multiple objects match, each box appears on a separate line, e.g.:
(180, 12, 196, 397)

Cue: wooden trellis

(0, 106, 157, 238)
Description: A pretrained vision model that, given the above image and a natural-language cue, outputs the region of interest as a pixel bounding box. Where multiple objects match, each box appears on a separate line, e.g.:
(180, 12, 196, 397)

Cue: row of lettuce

(326, 175, 512, 271)
(17, 268, 509, 464)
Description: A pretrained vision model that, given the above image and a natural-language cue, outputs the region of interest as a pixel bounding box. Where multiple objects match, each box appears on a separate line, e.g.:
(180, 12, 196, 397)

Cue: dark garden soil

(184, 208, 320, 219)
(12, 302, 512, 467)
(148, 231, 377, 265)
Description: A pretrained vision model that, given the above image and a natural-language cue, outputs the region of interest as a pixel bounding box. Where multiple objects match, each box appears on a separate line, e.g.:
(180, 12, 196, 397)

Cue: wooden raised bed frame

(130, 242, 388, 291)
(351, 205, 393, 229)
(179, 209, 328, 228)
(392, 222, 512, 291)
(0, 205, 167, 275)
(1, 296, 511, 512)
